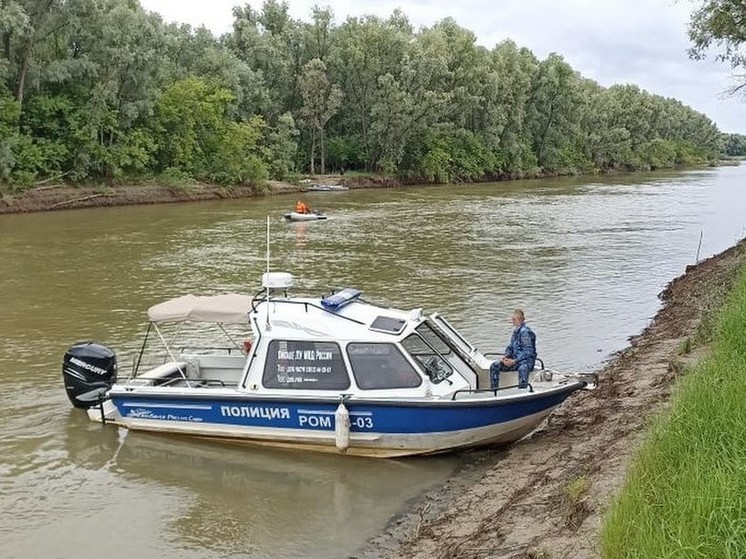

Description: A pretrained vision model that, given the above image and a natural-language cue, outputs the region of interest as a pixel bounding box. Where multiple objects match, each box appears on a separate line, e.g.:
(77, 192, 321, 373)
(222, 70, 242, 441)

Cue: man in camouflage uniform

(490, 309, 536, 390)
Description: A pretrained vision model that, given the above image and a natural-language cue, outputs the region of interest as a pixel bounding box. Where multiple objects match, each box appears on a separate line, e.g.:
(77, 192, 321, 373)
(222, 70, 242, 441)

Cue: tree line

(0, 0, 727, 190)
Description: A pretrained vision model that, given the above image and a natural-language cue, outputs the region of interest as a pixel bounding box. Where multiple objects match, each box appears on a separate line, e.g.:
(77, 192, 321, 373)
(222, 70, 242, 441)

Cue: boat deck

(126, 355, 245, 389)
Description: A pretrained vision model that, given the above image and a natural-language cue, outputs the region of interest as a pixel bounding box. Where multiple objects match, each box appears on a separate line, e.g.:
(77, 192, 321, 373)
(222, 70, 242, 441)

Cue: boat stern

(86, 398, 119, 424)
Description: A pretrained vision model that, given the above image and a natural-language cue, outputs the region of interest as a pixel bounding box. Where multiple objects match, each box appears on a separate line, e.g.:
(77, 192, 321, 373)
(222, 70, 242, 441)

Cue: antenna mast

(265, 215, 271, 329)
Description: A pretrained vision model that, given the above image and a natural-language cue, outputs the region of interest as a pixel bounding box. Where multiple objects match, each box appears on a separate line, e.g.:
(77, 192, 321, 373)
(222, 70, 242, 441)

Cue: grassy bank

(601, 260, 746, 558)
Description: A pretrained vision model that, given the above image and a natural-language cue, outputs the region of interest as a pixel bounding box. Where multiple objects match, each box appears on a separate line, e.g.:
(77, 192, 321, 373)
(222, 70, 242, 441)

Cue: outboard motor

(62, 342, 117, 409)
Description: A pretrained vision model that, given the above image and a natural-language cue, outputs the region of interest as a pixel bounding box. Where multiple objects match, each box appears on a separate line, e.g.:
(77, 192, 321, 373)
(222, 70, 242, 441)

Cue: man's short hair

(513, 309, 525, 320)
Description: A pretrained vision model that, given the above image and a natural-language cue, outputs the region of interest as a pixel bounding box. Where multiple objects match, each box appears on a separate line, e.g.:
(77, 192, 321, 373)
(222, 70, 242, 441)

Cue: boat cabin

(244, 291, 479, 399)
(125, 275, 501, 400)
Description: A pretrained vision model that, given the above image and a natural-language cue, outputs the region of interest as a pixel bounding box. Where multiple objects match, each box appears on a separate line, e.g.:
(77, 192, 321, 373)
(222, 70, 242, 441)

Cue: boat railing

(482, 353, 545, 370)
(176, 346, 244, 356)
(450, 385, 535, 400)
(251, 294, 366, 326)
(449, 369, 598, 399)
(159, 377, 235, 388)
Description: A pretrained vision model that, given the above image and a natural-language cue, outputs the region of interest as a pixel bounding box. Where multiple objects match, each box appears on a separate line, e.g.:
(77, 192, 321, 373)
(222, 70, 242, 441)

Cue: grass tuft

(601, 263, 746, 559)
(562, 476, 592, 530)
(678, 336, 692, 355)
(526, 546, 553, 559)
(566, 476, 591, 505)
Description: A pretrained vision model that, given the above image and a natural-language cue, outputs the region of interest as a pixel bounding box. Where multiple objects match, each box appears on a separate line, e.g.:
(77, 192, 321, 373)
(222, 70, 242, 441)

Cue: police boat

(62, 273, 596, 458)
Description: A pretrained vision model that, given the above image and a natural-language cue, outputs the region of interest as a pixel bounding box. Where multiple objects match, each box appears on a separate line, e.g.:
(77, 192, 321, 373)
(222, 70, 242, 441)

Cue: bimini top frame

(132, 294, 253, 380)
(147, 294, 253, 324)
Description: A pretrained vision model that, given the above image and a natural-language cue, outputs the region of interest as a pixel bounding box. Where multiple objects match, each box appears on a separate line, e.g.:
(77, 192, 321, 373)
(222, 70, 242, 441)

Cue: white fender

(335, 401, 350, 452)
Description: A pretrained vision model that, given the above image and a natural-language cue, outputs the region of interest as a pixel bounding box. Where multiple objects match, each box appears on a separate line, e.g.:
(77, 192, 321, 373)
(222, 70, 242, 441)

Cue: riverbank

(602, 256, 746, 556)
(0, 182, 279, 215)
(0, 163, 732, 215)
(361, 237, 746, 559)
(0, 174, 401, 214)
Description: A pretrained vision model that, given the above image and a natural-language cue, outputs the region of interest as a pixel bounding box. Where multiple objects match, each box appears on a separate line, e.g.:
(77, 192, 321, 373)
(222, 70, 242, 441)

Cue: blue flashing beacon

(320, 288, 362, 311)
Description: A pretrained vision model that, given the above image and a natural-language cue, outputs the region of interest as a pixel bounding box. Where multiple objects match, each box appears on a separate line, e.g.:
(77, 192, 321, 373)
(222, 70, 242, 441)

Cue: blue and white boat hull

(101, 383, 584, 458)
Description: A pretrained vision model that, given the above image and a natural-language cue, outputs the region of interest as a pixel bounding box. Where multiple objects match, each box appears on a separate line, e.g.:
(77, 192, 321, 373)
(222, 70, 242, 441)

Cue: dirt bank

(0, 175, 403, 215)
(0, 181, 306, 215)
(361, 238, 746, 559)
(1, 163, 729, 215)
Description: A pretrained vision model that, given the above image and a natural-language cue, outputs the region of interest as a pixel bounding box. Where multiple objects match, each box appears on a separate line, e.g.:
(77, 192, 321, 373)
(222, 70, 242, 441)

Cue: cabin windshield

(401, 322, 475, 384)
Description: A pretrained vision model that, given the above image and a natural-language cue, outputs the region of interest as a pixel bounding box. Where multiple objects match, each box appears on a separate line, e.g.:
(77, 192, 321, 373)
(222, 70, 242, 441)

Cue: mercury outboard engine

(62, 342, 117, 409)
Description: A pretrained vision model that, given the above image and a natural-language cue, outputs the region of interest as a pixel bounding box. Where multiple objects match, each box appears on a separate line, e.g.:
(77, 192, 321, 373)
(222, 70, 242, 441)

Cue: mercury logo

(69, 357, 108, 376)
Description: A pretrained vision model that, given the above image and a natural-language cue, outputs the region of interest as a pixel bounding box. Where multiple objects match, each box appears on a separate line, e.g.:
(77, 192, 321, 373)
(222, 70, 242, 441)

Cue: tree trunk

(361, 112, 369, 170)
(2, 32, 10, 62)
(320, 127, 326, 175)
(1, 0, 9, 62)
(16, 44, 32, 105)
(537, 103, 555, 165)
(14, 0, 59, 107)
(310, 131, 316, 174)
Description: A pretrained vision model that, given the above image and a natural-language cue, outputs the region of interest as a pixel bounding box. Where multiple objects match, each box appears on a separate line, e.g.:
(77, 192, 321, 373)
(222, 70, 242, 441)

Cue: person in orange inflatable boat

(295, 200, 312, 214)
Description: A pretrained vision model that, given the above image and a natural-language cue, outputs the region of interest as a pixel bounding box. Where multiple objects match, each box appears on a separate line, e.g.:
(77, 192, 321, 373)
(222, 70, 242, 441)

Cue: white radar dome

(262, 272, 294, 289)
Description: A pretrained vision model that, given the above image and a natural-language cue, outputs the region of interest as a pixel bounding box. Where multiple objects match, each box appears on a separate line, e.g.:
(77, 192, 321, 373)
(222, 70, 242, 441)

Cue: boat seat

(126, 361, 189, 387)
(134, 361, 188, 381)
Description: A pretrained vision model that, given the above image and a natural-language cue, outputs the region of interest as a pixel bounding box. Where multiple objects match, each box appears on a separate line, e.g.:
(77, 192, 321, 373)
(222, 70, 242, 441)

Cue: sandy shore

(360, 238, 746, 559)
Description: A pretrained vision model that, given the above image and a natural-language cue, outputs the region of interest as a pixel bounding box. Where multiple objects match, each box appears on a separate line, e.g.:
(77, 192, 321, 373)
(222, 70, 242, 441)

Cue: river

(1, 165, 745, 559)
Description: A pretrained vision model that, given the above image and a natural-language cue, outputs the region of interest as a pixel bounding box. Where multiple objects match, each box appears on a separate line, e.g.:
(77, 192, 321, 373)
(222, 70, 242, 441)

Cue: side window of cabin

(346, 343, 422, 390)
(263, 340, 350, 390)
(401, 331, 454, 384)
(413, 322, 475, 381)
(415, 323, 452, 355)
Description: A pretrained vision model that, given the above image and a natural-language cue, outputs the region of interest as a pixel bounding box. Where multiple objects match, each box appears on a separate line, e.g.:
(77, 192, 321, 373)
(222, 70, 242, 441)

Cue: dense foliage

(0, 0, 725, 189)
(722, 133, 746, 156)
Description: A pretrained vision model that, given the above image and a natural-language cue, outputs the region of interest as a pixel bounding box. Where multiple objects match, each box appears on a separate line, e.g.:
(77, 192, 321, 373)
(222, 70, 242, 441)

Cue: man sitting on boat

(490, 309, 536, 390)
(295, 200, 312, 214)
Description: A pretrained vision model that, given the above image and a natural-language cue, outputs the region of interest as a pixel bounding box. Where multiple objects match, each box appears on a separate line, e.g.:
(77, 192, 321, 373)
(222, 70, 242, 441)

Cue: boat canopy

(147, 294, 252, 324)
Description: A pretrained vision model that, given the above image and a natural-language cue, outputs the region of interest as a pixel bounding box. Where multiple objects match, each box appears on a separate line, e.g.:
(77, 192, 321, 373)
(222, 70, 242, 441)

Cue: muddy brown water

(1, 166, 745, 559)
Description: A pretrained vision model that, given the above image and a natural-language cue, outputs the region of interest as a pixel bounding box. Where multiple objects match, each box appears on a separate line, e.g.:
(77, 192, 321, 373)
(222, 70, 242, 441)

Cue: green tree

(0, 3, 726, 189)
(577, 79, 631, 171)
(689, 1, 746, 67)
(264, 111, 299, 179)
(489, 40, 538, 176)
(525, 54, 583, 172)
(228, 1, 305, 119)
(0, 93, 21, 183)
(207, 117, 268, 185)
(151, 76, 268, 185)
(305, 6, 334, 61)
(723, 132, 746, 155)
(298, 58, 341, 174)
(2, 0, 65, 107)
(328, 12, 411, 169)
